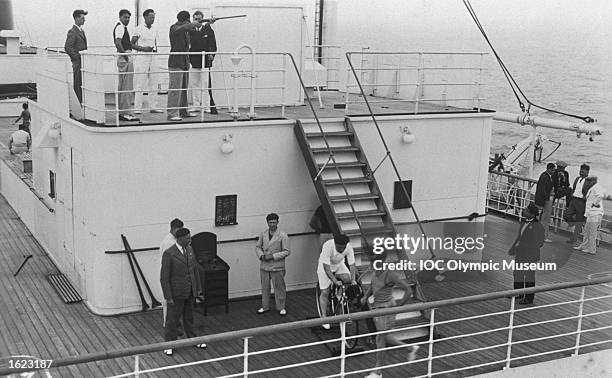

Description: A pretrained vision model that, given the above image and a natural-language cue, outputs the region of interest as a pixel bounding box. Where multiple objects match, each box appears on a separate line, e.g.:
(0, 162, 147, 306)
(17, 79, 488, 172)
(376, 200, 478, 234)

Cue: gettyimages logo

(372, 234, 485, 255)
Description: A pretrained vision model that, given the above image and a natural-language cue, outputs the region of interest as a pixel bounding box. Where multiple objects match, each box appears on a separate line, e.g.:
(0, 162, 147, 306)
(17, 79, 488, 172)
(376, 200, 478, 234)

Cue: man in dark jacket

(534, 163, 555, 242)
(565, 164, 590, 243)
(64, 9, 88, 103)
(160, 227, 205, 355)
(166, 10, 216, 121)
(552, 161, 571, 204)
(509, 203, 545, 304)
(188, 10, 217, 114)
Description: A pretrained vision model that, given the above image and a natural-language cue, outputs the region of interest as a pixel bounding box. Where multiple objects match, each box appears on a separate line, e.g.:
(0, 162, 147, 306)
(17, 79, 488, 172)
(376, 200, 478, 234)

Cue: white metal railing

(3, 277, 610, 377)
(306, 44, 342, 89)
(77, 49, 292, 125)
(345, 51, 487, 114)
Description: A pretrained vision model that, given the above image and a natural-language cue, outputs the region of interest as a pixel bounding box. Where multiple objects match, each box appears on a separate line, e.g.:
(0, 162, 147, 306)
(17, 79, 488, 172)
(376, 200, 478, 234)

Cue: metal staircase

(294, 116, 430, 342)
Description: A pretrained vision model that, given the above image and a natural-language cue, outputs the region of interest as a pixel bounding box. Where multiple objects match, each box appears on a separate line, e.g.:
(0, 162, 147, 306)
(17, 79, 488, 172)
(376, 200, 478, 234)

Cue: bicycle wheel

(337, 302, 359, 349)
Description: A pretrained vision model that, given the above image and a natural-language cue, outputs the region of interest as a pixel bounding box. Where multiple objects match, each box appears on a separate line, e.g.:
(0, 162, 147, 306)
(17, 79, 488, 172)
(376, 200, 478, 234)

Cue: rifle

(200, 14, 247, 23)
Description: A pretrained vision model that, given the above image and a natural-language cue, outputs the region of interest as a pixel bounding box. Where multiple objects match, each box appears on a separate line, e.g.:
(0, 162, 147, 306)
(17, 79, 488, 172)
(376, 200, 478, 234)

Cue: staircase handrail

(284, 53, 368, 240)
(345, 52, 440, 263)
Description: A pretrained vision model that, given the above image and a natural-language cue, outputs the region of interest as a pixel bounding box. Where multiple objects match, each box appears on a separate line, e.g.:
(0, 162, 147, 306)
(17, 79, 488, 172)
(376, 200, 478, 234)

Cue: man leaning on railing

(113, 9, 139, 122)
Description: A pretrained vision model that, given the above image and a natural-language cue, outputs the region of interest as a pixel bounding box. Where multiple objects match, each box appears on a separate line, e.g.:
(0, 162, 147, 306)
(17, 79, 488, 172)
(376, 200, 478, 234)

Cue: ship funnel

(0, 0, 14, 45)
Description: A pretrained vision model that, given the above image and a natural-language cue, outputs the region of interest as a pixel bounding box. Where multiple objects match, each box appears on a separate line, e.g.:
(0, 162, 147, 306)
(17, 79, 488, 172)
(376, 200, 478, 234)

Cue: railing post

(505, 297, 516, 369)
(339, 321, 346, 377)
(427, 308, 436, 377)
(115, 54, 120, 126)
(281, 54, 287, 117)
(476, 53, 484, 111)
(573, 286, 586, 356)
(395, 56, 401, 98)
(243, 336, 250, 377)
(345, 53, 351, 115)
(134, 354, 140, 378)
(416, 53, 423, 114)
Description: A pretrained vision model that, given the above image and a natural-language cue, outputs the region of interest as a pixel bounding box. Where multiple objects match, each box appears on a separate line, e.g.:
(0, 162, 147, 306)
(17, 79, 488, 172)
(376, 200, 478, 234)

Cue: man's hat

(73, 9, 88, 19)
(555, 160, 568, 168)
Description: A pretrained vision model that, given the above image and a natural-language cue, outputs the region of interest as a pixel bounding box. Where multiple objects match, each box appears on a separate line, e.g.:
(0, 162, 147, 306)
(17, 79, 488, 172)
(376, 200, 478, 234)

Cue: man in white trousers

(131, 9, 163, 113)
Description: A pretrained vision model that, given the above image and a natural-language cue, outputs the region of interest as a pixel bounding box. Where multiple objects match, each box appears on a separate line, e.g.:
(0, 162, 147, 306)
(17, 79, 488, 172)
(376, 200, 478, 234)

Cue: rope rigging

(462, 0, 595, 124)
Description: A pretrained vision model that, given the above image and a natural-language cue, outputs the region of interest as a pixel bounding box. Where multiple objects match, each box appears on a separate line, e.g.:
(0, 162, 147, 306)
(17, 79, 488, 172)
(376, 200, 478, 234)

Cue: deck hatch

(47, 274, 82, 304)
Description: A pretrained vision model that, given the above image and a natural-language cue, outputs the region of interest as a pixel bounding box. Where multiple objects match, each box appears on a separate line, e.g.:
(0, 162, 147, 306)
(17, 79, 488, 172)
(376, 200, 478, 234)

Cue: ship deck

(83, 88, 483, 127)
(0, 189, 610, 377)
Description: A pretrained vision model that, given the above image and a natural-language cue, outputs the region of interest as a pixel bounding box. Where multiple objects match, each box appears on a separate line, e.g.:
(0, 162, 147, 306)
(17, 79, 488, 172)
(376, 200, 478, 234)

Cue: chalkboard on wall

(215, 195, 238, 226)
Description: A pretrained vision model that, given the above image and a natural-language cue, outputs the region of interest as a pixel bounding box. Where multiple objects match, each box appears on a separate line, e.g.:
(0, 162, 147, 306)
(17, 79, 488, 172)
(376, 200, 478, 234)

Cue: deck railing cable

(2, 276, 610, 377)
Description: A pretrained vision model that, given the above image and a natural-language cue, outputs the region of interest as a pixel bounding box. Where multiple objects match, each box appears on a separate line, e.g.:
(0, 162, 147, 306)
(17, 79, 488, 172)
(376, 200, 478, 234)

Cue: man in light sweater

(255, 213, 290, 316)
(574, 177, 605, 255)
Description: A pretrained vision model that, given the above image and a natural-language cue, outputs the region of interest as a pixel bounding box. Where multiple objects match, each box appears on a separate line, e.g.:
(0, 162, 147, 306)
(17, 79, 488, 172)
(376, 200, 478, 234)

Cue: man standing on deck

(13, 103, 31, 131)
(188, 10, 217, 114)
(159, 218, 184, 328)
(255, 213, 290, 316)
(160, 228, 205, 356)
(167, 11, 215, 121)
(113, 9, 139, 122)
(565, 164, 590, 244)
(508, 203, 545, 305)
(64, 9, 88, 104)
(574, 177, 605, 255)
(534, 163, 555, 243)
(131, 9, 163, 114)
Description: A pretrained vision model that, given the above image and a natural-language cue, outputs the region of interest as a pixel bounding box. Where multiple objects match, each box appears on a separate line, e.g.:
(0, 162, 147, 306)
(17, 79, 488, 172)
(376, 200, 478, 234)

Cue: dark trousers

(513, 269, 536, 302)
(72, 60, 82, 103)
(165, 295, 195, 341)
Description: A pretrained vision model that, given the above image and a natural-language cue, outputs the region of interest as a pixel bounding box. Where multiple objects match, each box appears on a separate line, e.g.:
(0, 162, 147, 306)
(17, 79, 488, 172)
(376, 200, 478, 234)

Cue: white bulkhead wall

(26, 106, 491, 314)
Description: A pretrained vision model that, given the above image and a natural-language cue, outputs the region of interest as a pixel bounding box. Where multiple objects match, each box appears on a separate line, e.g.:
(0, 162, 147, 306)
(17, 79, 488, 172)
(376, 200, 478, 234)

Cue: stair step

(317, 161, 366, 169)
(311, 146, 360, 153)
(336, 210, 387, 219)
(305, 131, 353, 138)
(330, 193, 380, 202)
(344, 226, 394, 237)
(323, 177, 372, 185)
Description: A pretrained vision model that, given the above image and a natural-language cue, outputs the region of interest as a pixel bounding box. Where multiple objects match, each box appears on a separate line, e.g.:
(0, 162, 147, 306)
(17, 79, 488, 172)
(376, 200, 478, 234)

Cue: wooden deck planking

(0, 192, 611, 377)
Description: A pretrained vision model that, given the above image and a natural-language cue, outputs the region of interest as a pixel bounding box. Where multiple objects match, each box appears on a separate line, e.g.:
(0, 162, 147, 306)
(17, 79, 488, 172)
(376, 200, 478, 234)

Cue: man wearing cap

(565, 164, 590, 244)
(255, 213, 290, 316)
(160, 227, 205, 355)
(159, 218, 184, 328)
(574, 177, 605, 255)
(534, 163, 555, 242)
(64, 9, 88, 103)
(113, 9, 139, 122)
(131, 9, 163, 114)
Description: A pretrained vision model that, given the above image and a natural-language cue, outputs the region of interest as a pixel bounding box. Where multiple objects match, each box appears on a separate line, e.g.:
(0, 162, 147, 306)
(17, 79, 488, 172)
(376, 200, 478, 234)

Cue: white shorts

(317, 263, 350, 290)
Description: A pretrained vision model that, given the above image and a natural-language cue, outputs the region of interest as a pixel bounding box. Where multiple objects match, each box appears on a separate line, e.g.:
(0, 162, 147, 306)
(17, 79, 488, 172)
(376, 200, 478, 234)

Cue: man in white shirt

(131, 9, 163, 114)
(159, 218, 184, 327)
(9, 124, 31, 155)
(113, 9, 139, 122)
(566, 164, 590, 244)
(575, 177, 605, 255)
(317, 234, 357, 329)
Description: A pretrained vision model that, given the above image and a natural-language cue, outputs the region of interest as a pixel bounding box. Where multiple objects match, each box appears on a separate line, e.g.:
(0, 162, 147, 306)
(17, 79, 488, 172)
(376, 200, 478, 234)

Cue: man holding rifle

(188, 10, 218, 114)
(166, 11, 216, 121)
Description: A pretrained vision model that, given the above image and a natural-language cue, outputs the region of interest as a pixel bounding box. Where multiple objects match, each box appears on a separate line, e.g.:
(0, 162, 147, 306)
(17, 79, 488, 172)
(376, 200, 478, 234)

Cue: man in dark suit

(188, 10, 218, 114)
(64, 9, 88, 103)
(509, 203, 545, 305)
(160, 227, 205, 355)
(534, 162, 555, 242)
